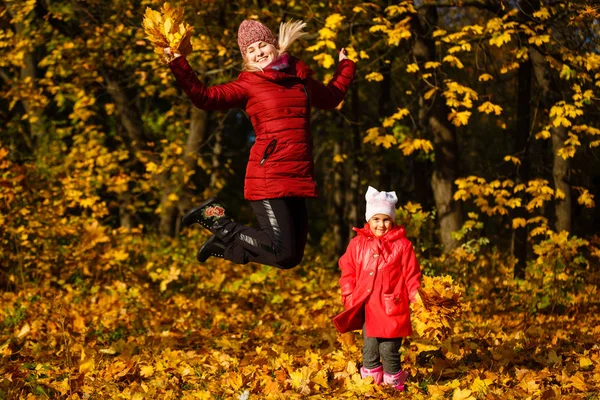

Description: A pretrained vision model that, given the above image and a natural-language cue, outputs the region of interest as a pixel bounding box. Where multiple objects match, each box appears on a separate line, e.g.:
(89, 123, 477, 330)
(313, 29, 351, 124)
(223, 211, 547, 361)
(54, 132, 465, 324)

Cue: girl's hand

(338, 48, 348, 62)
(163, 47, 181, 64)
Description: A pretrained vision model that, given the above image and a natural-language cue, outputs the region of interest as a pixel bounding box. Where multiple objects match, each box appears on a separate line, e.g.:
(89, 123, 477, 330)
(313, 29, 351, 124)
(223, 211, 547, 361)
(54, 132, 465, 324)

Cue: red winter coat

(333, 224, 421, 338)
(169, 54, 356, 200)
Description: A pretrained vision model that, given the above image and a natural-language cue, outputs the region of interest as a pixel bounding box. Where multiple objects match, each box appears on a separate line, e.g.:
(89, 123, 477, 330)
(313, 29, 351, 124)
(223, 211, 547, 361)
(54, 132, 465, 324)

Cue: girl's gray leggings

(362, 326, 403, 374)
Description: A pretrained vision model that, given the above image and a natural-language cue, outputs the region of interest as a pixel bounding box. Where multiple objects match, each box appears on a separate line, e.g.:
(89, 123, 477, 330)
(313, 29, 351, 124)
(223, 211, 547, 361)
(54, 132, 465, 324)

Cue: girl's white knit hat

(365, 186, 398, 221)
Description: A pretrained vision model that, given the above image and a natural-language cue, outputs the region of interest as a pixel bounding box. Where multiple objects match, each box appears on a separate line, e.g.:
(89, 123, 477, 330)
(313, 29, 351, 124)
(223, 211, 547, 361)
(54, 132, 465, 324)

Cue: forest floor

(1, 235, 599, 399)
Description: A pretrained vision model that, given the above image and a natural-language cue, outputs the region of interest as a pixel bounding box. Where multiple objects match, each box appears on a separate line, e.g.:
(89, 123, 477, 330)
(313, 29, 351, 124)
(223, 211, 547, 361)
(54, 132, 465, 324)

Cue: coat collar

(242, 53, 314, 82)
(353, 224, 406, 242)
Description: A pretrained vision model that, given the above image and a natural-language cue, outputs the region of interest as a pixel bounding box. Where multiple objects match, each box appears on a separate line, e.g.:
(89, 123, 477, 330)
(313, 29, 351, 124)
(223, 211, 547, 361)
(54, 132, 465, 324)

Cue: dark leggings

(214, 197, 308, 269)
(362, 326, 403, 374)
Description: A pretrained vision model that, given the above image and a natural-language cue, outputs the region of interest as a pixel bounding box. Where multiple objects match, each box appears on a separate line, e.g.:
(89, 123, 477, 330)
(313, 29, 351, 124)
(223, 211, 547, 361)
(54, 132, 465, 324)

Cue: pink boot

(360, 365, 383, 384)
(383, 370, 409, 391)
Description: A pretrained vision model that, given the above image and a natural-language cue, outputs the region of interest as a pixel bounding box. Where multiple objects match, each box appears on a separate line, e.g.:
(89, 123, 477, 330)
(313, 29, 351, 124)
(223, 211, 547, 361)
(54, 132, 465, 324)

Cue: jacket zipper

(260, 139, 277, 166)
(302, 83, 310, 133)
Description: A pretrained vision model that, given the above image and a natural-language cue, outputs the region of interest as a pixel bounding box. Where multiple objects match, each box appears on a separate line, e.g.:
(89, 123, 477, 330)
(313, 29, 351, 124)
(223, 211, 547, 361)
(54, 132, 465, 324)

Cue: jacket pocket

(260, 139, 278, 166)
(383, 293, 404, 316)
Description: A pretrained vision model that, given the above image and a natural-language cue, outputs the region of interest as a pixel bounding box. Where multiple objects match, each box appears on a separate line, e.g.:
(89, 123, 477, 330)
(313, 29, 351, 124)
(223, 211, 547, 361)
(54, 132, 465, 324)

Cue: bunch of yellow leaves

(142, 3, 193, 60)
(411, 275, 464, 342)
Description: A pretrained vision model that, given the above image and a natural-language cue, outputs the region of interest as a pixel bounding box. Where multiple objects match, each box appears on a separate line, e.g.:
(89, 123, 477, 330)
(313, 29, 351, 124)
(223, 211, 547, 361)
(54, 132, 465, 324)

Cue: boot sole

(196, 235, 225, 262)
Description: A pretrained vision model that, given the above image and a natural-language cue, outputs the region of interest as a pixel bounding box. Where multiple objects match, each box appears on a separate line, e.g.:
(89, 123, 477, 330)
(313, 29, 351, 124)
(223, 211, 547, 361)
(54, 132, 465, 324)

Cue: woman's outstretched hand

(339, 48, 348, 62)
(163, 47, 182, 64)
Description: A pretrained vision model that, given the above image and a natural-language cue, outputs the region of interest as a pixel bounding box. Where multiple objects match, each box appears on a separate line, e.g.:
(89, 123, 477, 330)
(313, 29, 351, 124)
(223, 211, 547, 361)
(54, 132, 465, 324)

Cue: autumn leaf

(577, 188, 595, 208)
(140, 365, 154, 378)
(453, 388, 475, 400)
(365, 72, 384, 82)
(406, 63, 420, 73)
(512, 218, 526, 229)
(448, 110, 472, 126)
(489, 31, 512, 47)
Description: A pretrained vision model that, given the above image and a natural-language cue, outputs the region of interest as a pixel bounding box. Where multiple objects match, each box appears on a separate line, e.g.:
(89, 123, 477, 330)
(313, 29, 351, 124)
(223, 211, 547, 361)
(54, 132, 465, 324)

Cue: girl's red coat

(169, 55, 356, 200)
(333, 224, 421, 338)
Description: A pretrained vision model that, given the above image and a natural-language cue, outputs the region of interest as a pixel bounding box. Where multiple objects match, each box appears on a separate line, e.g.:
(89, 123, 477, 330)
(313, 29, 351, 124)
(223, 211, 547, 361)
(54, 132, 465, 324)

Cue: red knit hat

(237, 20, 277, 58)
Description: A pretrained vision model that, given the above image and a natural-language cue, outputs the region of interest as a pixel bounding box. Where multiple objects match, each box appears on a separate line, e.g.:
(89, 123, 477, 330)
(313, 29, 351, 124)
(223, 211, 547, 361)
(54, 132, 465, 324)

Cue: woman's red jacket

(169, 55, 356, 200)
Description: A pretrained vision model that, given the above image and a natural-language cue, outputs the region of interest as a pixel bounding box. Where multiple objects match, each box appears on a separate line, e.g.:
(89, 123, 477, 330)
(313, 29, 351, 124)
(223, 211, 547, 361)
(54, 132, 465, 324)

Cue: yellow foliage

(411, 275, 465, 342)
(406, 63, 420, 73)
(576, 188, 595, 208)
(448, 110, 472, 126)
(140, 365, 155, 378)
(500, 62, 520, 74)
(443, 55, 465, 69)
(332, 154, 347, 164)
(512, 218, 527, 229)
(382, 107, 410, 127)
(535, 129, 551, 140)
(557, 146, 576, 159)
(453, 388, 475, 400)
(504, 155, 521, 165)
(385, 3, 417, 16)
(365, 72, 384, 82)
(489, 31, 512, 47)
(533, 7, 551, 20)
(324, 14, 345, 29)
(142, 3, 193, 59)
(312, 53, 335, 69)
(400, 138, 434, 155)
(433, 29, 447, 37)
(478, 101, 503, 115)
(424, 87, 438, 100)
(528, 34, 550, 46)
(462, 24, 484, 35)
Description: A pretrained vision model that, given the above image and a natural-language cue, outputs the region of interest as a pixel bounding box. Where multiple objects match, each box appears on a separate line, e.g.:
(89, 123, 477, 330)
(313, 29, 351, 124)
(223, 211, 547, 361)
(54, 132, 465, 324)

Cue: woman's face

(368, 214, 394, 237)
(246, 41, 278, 68)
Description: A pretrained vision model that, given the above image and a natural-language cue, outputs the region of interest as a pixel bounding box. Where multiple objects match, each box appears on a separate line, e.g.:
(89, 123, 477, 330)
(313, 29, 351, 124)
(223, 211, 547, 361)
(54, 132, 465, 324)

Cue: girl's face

(246, 41, 278, 68)
(368, 214, 394, 237)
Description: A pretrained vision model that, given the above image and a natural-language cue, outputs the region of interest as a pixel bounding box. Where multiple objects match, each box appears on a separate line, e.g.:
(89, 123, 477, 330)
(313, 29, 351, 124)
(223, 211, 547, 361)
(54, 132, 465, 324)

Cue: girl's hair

(242, 20, 308, 72)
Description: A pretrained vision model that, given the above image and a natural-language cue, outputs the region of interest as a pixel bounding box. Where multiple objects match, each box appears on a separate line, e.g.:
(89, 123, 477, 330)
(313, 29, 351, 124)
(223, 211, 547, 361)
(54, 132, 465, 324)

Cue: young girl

(333, 186, 421, 391)
(163, 19, 355, 268)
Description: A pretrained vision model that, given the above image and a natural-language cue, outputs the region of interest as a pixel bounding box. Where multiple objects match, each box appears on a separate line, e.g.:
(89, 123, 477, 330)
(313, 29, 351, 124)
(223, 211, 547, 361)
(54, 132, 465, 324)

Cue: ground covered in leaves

(1, 232, 599, 399)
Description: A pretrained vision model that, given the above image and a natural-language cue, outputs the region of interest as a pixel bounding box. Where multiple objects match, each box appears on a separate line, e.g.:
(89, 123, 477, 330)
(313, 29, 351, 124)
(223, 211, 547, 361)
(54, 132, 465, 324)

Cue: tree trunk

(513, 54, 532, 279)
(551, 126, 571, 232)
(210, 127, 223, 189)
(529, 48, 573, 235)
(348, 83, 363, 234)
(103, 70, 150, 229)
(429, 115, 462, 251)
(9, 13, 45, 141)
(159, 107, 209, 236)
(412, 5, 462, 252)
(103, 72, 149, 155)
(332, 141, 347, 255)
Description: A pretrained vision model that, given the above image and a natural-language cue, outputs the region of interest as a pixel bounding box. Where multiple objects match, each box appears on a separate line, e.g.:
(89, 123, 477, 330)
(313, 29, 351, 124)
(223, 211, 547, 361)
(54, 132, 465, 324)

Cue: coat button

(369, 271, 374, 276)
(284, 108, 290, 114)
(367, 289, 371, 292)
(374, 254, 379, 258)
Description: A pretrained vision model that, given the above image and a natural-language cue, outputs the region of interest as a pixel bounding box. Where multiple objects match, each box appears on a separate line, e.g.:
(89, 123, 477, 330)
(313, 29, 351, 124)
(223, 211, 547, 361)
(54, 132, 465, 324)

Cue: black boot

(196, 235, 226, 262)
(181, 197, 228, 230)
